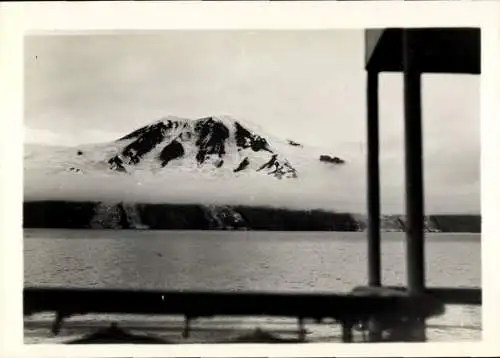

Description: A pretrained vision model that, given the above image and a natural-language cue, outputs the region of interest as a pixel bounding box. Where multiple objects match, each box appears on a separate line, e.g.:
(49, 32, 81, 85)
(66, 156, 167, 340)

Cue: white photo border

(1, 1, 499, 357)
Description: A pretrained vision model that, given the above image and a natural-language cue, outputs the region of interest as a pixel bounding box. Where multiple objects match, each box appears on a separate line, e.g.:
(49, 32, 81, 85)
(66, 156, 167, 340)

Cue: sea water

(24, 229, 481, 343)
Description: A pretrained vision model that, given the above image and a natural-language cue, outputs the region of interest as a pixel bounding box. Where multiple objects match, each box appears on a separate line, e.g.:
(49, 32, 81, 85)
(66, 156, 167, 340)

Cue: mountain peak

(105, 115, 298, 179)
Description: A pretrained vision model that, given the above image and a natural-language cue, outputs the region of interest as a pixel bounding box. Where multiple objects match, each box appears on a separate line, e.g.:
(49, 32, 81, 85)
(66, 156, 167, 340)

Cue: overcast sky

(24, 30, 480, 212)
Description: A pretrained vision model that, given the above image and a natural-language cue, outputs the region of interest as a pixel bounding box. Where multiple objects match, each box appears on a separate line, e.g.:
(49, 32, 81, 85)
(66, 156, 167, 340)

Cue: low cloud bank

(24, 168, 479, 215)
(24, 170, 366, 213)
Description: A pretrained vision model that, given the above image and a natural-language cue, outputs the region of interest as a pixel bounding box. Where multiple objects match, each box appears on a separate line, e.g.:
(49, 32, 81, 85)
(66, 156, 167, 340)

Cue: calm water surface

(24, 229, 481, 343)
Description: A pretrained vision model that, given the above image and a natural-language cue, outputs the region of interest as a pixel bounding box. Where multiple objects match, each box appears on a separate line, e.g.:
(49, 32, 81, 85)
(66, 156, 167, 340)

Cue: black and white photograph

(21, 27, 484, 346)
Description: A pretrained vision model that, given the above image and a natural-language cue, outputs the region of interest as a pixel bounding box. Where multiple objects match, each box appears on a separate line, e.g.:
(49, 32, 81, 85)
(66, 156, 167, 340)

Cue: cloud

(24, 126, 60, 145)
(24, 126, 123, 146)
(23, 170, 367, 213)
(23, 142, 479, 215)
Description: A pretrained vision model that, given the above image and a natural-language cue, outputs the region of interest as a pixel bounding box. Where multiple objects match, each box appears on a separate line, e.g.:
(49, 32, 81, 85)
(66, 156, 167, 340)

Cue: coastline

(23, 200, 481, 233)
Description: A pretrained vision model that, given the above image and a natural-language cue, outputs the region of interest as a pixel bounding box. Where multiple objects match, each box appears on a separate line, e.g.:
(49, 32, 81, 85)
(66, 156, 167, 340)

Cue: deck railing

(24, 285, 480, 343)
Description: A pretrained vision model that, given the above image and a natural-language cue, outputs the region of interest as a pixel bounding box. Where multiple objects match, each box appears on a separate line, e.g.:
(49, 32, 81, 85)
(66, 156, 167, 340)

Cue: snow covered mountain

(24, 115, 369, 215)
(24, 115, 345, 180)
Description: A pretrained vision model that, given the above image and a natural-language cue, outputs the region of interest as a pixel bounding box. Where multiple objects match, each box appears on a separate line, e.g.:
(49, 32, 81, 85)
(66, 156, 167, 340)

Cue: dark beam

(23, 287, 445, 322)
(365, 28, 481, 74)
(387, 286, 481, 306)
(367, 70, 381, 287)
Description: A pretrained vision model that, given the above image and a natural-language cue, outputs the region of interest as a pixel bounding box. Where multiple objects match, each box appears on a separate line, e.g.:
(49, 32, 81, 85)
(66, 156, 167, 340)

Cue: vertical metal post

(402, 30, 425, 294)
(367, 70, 381, 288)
(341, 320, 354, 343)
(402, 29, 426, 341)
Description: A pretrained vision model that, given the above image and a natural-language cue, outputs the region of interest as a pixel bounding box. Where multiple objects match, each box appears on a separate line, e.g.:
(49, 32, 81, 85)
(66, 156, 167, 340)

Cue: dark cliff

(23, 201, 480, 233)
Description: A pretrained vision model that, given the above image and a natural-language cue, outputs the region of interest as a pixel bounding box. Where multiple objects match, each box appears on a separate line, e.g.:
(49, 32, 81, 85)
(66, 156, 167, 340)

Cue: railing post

(341, 320, 354, 343)
(402, 29, 426, 341)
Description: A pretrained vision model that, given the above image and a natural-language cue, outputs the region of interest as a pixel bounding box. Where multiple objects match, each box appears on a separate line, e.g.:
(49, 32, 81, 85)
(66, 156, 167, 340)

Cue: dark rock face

(121, 121, 171, 164)
(23, 201, 97, 229)
(108, 121, 171, 171)
(287, 140, 302, 147)
(194, 117, 229, 164)
(234, 206, 359, 231)
(118, 120, 178, 141)
(136, 203, 210, 230)
(108, 157, 126, 172)
(234, 121, 271, 152)
(204, 205, 248, 230)
(215, 159, 224, 168)
(90, 202, 127, 229)
(429, 215, 481, 233)
(257, 154, 297, 179)
(320, 155, 345, 164)
(102, 116, 299, 180)
(23, 201, 359, 231)
(23, 201, 482, 232)
(232, 122, 297, 178)
(234, 157, 250, 173)
(159, 140, 184, 167)
(397, 216, 440, 233)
